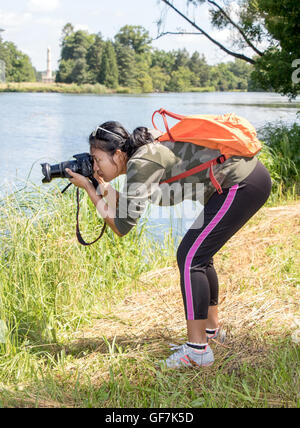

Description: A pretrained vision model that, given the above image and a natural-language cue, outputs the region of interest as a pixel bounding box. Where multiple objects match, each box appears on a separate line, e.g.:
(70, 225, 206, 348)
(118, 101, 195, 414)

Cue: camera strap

(76, 188, 106, 246)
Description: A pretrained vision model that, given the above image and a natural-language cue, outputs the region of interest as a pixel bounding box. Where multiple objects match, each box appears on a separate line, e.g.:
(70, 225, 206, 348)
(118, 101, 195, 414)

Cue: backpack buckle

(217, 155, 226, 164)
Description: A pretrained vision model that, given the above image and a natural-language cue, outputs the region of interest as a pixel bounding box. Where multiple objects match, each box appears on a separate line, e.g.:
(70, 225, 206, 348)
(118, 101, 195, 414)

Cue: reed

(0, 180, 175, 384)
(0, 148, 299, 407)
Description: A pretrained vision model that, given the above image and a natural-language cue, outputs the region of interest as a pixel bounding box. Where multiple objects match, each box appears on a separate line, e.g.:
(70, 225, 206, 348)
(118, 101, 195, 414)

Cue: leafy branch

(158, 0, 261, 64)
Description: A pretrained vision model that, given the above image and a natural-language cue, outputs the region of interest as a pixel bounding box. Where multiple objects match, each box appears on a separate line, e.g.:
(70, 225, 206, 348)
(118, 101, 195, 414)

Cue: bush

(258, 121, 300, 201)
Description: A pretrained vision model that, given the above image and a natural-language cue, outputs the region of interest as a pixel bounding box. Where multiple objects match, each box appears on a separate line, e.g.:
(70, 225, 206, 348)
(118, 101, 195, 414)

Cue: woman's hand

(65, 168, 91, 190)
(95, 174, 110, 197)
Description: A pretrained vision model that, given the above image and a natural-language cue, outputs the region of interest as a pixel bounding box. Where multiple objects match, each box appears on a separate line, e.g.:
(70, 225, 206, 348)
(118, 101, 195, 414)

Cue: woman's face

(90, 146, 126, 182)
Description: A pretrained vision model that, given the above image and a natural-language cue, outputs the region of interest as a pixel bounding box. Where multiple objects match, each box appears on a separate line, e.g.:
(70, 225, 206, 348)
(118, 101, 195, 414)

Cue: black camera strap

(76, 187, 106, 246)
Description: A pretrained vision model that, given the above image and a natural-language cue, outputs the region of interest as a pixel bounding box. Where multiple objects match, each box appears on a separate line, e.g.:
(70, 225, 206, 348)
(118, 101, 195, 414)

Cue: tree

(132, 53, 153, 92)
(173, 48, 190, 70)
(60, 30, 94, 61)
(157, 0, 258, 64)
(136, 69, 153, 93)
(56, 27, 95, 84)
(61, 23, 74, 41)
(187, 52, 210, 87)
(210, 63, 239, 91)
(115, 42, 137, 88)
(86, 33, 104, 83)
(0, 39, 36, 82)
(167, 66, 194, 91)
(151, 49, 176, 74)
(55, 59, 74, 83)
(158, 0, 300, 98)
(249, 0, 300, 98)
(99, 41, 119, 89)
(70, 58, 89, 84)
(150, 65, 170, 92)
(227, 59, 253, 90)
(115, 25, 152, 55)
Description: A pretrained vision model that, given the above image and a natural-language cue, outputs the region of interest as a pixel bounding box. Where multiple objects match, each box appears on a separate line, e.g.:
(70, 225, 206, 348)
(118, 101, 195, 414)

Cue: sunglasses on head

(92, 126, 123, 139)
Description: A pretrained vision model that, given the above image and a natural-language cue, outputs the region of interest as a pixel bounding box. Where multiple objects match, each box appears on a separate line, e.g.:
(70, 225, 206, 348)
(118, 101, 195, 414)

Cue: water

(0, 91, 299, 243)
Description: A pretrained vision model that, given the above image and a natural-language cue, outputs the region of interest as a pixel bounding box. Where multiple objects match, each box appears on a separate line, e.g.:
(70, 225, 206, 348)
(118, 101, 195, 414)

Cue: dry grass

(1, 201, 299, 408)
(0, 82, 112, 94)
(62, 202, 300, 385)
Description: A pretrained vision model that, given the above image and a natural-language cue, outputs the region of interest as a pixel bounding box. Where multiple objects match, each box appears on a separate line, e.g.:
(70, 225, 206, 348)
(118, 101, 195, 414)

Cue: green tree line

(56, 23, 259, 93)
(0, 33, 36, 82)
(159, 0, 300, 99)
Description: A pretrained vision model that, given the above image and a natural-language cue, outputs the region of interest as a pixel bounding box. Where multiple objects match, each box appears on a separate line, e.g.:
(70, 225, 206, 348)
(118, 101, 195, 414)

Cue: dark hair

(89, 121, 154, 159)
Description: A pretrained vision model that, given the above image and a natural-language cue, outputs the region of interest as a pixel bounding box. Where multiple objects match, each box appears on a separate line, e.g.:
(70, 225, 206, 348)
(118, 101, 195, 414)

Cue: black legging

(176, 160, 272, 320)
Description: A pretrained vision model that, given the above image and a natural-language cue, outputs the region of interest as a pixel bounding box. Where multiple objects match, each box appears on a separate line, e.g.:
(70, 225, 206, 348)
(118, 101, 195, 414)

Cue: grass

(0, 82, 235, 95)
(0, 180, 300, 408)
(0, 151, 299, 407)
(257, 121, 300, 203)
(0, 82, 114, 94)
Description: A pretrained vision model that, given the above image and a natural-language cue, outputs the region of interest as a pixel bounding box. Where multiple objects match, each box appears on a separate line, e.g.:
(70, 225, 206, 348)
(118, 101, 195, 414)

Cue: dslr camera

(41, 153, 95, 184)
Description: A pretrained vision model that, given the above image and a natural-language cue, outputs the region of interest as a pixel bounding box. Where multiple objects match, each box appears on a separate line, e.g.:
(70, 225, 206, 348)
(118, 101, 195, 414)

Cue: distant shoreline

(1, 84, 299, 107)
(0, 81, 243, 95)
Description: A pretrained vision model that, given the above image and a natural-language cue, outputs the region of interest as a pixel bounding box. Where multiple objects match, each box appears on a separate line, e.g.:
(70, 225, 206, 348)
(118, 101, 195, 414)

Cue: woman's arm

(95, 177, 120, 211)
(85, 182, 123, 237)
(66, 169, 124, 237)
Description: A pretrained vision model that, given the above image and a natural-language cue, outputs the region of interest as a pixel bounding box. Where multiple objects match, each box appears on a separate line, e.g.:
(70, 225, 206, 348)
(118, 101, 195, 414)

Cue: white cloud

(0, 10, 32, 31)
(27, 0, 60, 13)
(74, 24, 91, 33)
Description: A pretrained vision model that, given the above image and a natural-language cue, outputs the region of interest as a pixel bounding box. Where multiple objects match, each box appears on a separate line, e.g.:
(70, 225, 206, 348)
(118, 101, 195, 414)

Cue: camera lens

(41, 153, 93, 183)
(41, 163, 52, 183)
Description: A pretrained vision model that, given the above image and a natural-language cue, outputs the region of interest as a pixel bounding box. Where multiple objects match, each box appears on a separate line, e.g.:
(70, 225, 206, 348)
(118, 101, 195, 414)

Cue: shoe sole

(188, 357, 214, 368)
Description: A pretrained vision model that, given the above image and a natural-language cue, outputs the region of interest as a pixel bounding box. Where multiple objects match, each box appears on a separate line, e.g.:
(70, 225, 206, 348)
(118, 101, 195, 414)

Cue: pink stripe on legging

(184, 184, 239, 320)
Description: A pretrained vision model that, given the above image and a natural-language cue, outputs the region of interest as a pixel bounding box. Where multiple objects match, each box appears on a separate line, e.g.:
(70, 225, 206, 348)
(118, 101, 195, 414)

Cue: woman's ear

(113, 149, 122, 162)
(113, 149, 127, 173)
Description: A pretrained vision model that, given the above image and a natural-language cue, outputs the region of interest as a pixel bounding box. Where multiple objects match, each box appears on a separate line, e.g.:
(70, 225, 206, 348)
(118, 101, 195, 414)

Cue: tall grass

(0, 181, 175, 384)
(258, 121, 300, 202)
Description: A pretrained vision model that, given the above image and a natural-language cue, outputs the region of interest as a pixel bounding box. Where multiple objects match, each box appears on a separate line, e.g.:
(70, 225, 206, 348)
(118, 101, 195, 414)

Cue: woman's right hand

(95, 173, 110, 197)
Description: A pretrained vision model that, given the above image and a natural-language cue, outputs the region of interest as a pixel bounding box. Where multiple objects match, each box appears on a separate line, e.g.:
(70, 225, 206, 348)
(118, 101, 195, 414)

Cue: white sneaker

(160, 344, 214, 369)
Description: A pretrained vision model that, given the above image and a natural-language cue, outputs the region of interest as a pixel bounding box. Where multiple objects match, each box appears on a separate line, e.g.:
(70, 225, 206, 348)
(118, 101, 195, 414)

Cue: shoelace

(168, 343, 185, 351)
(166, 344, 188, 361)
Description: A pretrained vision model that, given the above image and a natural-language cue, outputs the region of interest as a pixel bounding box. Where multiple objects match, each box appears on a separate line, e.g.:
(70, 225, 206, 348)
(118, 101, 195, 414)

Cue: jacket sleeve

(114, 159, 166, 236)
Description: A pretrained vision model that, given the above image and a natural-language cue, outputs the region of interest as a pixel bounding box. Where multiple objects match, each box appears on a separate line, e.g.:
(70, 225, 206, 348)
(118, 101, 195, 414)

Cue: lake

(0, 91, 299, 242)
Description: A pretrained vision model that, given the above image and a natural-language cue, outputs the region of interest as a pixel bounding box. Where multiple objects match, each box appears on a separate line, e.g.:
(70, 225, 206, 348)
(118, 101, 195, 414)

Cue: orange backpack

(152, 108, 262, 194)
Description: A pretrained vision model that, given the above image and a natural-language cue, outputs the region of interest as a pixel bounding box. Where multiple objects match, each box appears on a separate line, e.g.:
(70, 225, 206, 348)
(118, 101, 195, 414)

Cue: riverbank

(0, 81, 231, 95)
(0, 82, 114, 94)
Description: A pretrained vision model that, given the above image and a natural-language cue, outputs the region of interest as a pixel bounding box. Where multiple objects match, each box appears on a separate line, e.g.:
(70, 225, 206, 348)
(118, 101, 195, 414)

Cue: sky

(0, 0, 238, 71)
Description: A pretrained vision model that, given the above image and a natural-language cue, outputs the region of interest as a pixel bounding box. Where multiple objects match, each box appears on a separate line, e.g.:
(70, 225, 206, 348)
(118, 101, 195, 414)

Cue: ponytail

(123, 127, 154, 158)
(89, 122, 154, 159)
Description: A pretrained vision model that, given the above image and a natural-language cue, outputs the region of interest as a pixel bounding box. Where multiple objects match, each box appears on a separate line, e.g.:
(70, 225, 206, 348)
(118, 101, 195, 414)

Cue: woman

(66, 120, 272, 369)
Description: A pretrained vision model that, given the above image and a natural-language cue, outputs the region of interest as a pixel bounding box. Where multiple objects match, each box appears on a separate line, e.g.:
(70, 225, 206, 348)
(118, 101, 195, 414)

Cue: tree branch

(160, 0, 256, 64)
(154, 31, 205, 40)
(207, 0, 264, 57)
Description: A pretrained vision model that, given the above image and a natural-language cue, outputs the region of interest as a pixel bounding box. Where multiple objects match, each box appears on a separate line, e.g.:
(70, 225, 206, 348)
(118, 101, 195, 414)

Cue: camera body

(41, 153, 94, 183)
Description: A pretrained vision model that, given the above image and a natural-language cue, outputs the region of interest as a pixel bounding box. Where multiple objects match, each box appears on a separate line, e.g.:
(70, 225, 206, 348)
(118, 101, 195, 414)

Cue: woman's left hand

(65, 168, 91, 189)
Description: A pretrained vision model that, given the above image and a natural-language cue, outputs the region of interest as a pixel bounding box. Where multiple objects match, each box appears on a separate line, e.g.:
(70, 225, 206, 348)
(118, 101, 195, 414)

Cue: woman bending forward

(67, 120, 272, 369)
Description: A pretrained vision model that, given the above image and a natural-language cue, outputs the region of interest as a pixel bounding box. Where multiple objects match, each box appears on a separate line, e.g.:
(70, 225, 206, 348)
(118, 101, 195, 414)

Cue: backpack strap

(152, 108, 185, 142)
(160, 154, 228, 195)
(152, 108, 230, 195)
